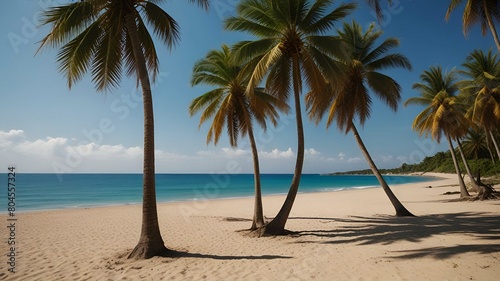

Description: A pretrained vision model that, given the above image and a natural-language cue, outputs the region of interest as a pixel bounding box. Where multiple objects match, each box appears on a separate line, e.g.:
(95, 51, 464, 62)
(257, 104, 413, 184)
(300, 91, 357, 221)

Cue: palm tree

(459, 49, 500, 159)
(307, 21, 414, 216)
(449, 94, 484, 191)
(224, 0, 356, 235)
(189, 45, 288, 230)
(37, 0, 209, 259)
(406, 66, 470, 198)
(462, 129, 495, 160)
(445, 0, 500, 52)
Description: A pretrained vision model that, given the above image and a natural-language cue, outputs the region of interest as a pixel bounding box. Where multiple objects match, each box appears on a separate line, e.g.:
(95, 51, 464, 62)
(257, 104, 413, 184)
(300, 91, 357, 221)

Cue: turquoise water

(0, 173, 434, 212)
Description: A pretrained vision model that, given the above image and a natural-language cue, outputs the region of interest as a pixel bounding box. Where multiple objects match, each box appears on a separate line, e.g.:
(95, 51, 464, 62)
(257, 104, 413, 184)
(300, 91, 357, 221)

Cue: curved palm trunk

(351, 124, 414, 216)
(125, 13, 166, 259)
(446, 134, 470, 198)
(483, 0, 500, 52)
(485, 131, 496, 164)
(488, 130, 500, 160)
(248, 128, 265, 230)
(456, 137, 481, 192)
(262, 55, 305, 235)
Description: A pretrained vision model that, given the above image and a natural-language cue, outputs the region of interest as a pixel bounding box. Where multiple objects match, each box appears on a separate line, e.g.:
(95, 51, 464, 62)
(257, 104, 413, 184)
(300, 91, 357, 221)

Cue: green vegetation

(331, 150, 500, 177)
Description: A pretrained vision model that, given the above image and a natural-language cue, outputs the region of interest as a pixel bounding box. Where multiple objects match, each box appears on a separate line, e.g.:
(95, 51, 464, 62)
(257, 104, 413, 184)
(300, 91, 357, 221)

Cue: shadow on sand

(164, 250, 292, 260)
(291, 212, 500, 259)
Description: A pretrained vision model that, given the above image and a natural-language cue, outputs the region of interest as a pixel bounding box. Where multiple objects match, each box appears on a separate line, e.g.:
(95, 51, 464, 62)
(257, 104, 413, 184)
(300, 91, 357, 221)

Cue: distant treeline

(329, 151, 500, 177)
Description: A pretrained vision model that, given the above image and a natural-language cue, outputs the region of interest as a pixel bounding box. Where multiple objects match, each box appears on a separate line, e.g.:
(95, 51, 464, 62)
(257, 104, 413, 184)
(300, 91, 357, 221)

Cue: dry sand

(1, 173, 499, 280)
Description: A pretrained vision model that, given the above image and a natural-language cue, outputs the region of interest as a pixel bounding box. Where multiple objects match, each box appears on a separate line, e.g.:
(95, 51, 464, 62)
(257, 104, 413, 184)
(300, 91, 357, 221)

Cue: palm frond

(187, 0, 210, 10)
(404, 96, 433, 107)
(365, 71, 400, 111)
(306, 83, 335, 125)
(305, 43, 345, 86)
(246, 44, 283, 95)
(301, 0, 334, 28)
(37, 1, 98, 52)
(225, 16, 281, 37)
(265, 53, 291, 101)
(368, 53, 412, 71)
(91, 11, 123, 91)
(445, 0, 464, 21)
(56, 21, 102, 89)
(141, 1, 180, 50)
(302, 2, 357, 35)
(301, 50, 329, 104)
(231, 38, 278, 65)
(363, 37, 400, 64)
(189, 88, 224, 117)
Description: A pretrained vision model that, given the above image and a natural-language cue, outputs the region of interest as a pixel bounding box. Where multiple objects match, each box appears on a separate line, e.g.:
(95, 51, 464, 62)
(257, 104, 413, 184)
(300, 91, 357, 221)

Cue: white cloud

(15, 137, 68, 158)
(397, 155, 409, 163)
(0, 129, 387, 173)
(305, 148, 321, 157)
(260, 147, 295, 159)
(194, 147, 251, 159)
(0, 129, 25, 148)
(155, 150, 191, 160)
(347, 157, 363, 163)
(338, 152, 346, 160)
(196, 150, 216, 157)
(221, 147, 250, 158)
(380, 155, 394, 162)
(73, 143, 143, 159)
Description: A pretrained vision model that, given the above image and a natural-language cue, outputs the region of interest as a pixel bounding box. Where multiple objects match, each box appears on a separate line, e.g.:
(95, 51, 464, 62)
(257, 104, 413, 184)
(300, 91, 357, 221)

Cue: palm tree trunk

(456, 137, 481, 192)
(485, 131, 496, 164)
(125, 13, 166, 259)
(351, 124, 414, 216)
(483, 0, 500, 52)
(489, 130, 500, 160)
(262, 55, 305, 235)
(248, 128, 265, 230)
(446, 134, 470, 198)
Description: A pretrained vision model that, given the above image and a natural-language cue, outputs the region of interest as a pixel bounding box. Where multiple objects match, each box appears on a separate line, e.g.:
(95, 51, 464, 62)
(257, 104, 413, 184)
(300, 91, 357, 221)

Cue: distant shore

(0, 173, 435, 213)
(1, 172, 498, 280)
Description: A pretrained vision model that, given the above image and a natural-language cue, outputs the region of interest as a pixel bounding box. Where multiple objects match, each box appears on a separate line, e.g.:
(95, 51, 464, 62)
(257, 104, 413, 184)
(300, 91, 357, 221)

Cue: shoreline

(2, 173, 440, 215)
(1, 172, 498, 280)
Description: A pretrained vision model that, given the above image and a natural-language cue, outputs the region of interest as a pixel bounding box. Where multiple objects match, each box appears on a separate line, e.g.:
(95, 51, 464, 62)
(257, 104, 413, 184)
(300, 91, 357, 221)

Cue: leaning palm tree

(225, 0, 356, 235)
(406, 66, 470, 198)
(462, 128, 494, 160)
(445, 0, 500, 52)
(451, 95, 483, 191)
(459, 49, 500, 159)
(189, 45, 288, 230)
(37, 0, 209, 259)
(307, 21, 414, 216)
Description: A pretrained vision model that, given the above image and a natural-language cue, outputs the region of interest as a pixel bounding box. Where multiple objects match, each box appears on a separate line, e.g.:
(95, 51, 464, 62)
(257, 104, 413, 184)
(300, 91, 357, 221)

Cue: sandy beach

(1, 173, 499, 280)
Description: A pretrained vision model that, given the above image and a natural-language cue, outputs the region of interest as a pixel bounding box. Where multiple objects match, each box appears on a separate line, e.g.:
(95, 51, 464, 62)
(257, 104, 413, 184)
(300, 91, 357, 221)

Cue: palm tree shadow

(162, 249, 292, 260)
(293, 212, 500, 259)
(388, 244, 500, 260)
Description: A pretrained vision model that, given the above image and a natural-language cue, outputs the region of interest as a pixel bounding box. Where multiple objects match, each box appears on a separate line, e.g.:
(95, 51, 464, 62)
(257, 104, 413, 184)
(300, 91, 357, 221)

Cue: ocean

(1, 173, 435, 212)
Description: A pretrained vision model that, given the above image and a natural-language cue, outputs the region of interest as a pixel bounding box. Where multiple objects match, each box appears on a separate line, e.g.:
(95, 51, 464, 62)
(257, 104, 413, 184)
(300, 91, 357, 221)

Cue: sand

(1, 173, 499, 281)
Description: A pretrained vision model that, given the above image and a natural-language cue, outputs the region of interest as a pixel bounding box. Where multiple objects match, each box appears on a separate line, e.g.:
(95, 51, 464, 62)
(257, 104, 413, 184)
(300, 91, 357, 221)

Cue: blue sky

(0, 0, 496, 174)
